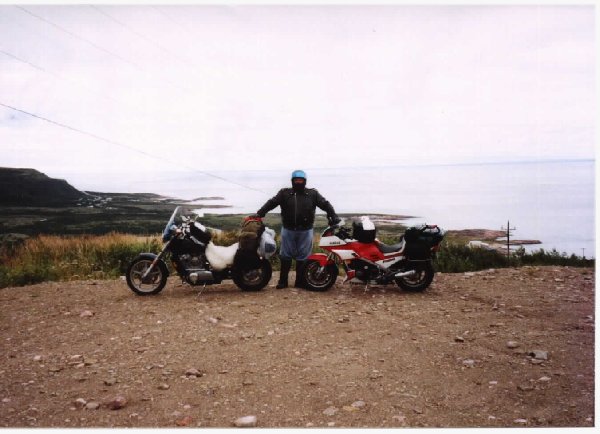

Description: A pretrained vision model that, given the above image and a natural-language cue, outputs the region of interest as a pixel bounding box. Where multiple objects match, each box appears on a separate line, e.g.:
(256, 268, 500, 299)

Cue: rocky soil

(0, 266, 594, 428)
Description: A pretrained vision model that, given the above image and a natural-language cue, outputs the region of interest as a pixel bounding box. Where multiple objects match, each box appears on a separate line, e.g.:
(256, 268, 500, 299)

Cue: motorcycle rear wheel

(304, 260, 339, 292)
(232, 259, 272, 291)
(395, 261, 434, 292)
(126, 258, 168, 295)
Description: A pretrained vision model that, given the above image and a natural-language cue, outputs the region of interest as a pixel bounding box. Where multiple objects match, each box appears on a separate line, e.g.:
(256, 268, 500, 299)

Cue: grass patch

(0, 233, 161, 288)
(1, 228, 593, 288)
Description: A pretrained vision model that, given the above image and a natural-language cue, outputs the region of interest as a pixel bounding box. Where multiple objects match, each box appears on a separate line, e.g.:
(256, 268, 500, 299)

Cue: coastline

(0, 192, 542, 250)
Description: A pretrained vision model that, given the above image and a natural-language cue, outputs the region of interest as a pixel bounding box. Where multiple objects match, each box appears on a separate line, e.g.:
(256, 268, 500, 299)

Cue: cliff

(0, 167, 87, 206)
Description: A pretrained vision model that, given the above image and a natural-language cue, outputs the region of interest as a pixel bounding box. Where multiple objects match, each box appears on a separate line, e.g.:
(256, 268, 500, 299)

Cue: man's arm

(256, 190, 283, 217)
(315, 190, 339, 223)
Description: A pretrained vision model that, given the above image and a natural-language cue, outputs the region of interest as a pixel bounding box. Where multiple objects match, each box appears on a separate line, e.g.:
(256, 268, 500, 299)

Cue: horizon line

(185, 157, 596, 173)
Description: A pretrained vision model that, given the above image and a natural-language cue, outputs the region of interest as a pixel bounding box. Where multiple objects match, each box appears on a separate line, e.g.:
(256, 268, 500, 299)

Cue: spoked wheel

(395, 261, 435, 292)
(126, 258, 168, 296)
(232, 259, 272, 292)
(303, 260, 339, 292)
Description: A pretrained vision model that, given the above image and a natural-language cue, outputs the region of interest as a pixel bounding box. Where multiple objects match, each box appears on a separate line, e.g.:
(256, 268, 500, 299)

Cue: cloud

(0, 5, 595, 185)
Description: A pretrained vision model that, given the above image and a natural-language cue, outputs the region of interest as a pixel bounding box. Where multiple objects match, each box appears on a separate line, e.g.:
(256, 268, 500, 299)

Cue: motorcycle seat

(376, 239, 404, 254)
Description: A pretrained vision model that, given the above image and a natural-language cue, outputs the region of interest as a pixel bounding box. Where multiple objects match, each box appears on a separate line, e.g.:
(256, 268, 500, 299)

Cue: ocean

(86, 160, 596, 258)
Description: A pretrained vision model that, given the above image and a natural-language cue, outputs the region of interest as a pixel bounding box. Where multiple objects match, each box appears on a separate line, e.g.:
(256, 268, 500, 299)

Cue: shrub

(434, 243, 593, 272)
(515, 247, 594, 267)
(435, 242, 509, 272)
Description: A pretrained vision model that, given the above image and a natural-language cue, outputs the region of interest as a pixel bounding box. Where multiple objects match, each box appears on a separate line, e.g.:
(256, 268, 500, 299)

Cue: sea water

(86, 160, 596, 258)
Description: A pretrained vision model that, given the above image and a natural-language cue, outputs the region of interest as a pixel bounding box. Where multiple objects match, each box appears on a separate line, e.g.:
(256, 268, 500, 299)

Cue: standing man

(256, 170, 340, 289)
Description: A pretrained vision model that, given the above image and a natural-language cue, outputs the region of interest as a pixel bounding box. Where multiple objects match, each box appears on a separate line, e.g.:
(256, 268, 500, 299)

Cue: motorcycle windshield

(162, 206, 182, 242)
(162, 206, 206, 241)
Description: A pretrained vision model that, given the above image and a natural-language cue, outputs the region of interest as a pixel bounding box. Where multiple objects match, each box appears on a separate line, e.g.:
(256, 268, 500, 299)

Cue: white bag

(258, 227, 276, 259)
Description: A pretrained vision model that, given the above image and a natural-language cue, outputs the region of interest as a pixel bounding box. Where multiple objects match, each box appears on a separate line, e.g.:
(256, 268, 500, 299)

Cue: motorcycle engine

(177, 254, 214, 284)
(349, 259, 380, 282)
(179, 254, 206, 270)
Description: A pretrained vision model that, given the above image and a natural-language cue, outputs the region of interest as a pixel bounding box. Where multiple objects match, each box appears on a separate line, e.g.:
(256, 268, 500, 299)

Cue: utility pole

(582, 248, 585, 259)
(501, 220, 516, 261)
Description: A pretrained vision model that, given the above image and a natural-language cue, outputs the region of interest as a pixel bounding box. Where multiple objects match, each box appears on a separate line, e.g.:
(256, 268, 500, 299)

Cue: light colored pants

(279, 227, 313, 261)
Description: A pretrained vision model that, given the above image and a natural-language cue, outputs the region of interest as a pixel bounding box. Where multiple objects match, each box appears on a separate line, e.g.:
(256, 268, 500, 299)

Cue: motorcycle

(125, 206, 275, 295)
(303, 216, 445, 292)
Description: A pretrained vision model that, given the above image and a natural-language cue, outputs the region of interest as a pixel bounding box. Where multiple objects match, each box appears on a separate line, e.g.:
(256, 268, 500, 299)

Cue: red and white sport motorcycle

(303, 216, 444, 292)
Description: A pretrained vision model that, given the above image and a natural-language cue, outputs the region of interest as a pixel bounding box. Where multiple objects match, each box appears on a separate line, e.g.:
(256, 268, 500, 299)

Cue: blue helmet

(291, 170, 306, 180)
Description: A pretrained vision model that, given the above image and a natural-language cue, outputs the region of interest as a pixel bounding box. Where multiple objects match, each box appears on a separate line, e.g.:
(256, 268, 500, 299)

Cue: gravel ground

(0, 266, 594, 428)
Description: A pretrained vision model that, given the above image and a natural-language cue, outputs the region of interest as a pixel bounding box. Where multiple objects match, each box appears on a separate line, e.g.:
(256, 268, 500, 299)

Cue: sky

(0, 4, 596, 191)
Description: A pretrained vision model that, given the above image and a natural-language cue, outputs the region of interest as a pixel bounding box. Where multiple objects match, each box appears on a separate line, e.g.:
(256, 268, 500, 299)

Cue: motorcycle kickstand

(363, 283, 370, 293)
(196, 284, 206, 297)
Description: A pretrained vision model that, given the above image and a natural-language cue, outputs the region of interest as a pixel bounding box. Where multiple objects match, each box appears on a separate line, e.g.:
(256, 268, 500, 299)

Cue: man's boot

(277, 258, 292, 289)
(294, 260, 307, 288)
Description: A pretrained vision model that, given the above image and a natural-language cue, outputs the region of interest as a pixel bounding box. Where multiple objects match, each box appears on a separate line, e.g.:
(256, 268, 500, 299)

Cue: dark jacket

(257, 188, 337, 230)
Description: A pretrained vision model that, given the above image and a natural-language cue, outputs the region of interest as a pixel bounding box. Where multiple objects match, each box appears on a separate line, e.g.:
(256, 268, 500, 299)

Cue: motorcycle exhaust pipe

(394, 270, 417, 278)
(189, 271, 214, 284)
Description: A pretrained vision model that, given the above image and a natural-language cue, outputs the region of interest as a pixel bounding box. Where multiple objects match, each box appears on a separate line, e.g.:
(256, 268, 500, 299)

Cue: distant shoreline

(0, 191, 542, 249)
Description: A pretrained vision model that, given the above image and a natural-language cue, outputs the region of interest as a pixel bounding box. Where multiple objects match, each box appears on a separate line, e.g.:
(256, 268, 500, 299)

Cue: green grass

(0, 233, 162, 288)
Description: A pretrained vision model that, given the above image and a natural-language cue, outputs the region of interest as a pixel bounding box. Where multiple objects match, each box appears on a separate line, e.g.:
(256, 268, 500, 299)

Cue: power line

(3, 8, 264, 195)
(0, 46, 223, 167)
(0, 102, 267, 195)
(90, 5, 200, 72)
(150, 5, 233, 80)
(15, 5, 140, 70)
(89, 5, 234, 100)
(0, 45, 203, 125)
(0, 48, 130, 109)
(13, 5, 198, 97)
(0, 49, 46, 73)
(1, 13, 223, 123)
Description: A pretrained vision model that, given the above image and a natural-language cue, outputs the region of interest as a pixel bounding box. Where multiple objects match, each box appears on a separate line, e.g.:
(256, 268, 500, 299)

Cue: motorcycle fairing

(307, 253, 334, 266)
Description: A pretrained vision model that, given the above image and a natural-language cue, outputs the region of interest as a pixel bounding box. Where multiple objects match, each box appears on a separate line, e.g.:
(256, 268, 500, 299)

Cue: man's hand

(328, 216, 342, 226)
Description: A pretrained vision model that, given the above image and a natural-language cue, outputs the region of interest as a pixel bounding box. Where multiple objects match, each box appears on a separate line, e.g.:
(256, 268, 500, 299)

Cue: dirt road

(0, 266, 594, 428)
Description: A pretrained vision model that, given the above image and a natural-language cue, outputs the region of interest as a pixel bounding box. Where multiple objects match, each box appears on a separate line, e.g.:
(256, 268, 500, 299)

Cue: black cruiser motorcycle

(125, 206, 274, 295)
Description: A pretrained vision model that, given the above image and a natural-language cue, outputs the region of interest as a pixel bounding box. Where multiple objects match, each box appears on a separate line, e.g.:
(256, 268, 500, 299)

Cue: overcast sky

(0, 4, 595, 188)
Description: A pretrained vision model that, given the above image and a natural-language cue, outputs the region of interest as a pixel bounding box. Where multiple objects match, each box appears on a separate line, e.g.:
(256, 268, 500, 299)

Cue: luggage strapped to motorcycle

(239, 216, 265, 252)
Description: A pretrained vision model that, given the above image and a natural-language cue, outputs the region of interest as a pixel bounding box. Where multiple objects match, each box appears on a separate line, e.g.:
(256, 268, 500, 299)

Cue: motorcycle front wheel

(304, 260, 339, 292)
(395, 261, 434, 292)
(126, 258, 168, 295)
(232, 259, 272, 292)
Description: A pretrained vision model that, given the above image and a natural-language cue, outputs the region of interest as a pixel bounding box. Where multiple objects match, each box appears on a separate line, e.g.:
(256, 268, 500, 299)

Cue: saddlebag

(403, 225, 445, 259)
(258, 227, 277, 259)
(404, 241, 432, 260)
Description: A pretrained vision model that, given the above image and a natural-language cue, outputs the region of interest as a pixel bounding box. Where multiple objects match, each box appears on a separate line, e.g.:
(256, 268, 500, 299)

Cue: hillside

(0, 168, 86, 206)
(0, 168, 226, 236)
(0, 266, 594, 428)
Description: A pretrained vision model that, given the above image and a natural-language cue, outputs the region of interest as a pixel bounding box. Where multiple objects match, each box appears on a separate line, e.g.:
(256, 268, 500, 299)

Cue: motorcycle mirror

(192, 209, 205, 218)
